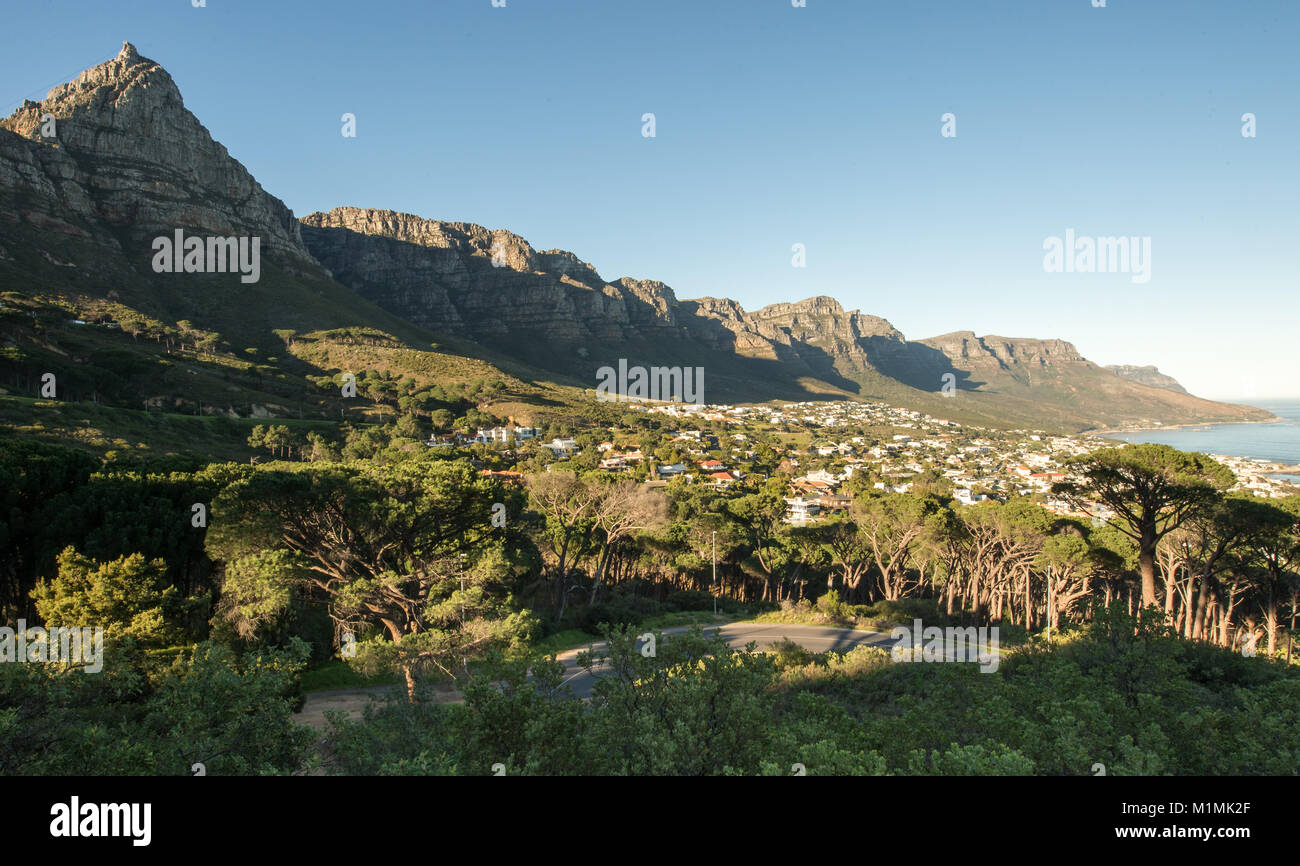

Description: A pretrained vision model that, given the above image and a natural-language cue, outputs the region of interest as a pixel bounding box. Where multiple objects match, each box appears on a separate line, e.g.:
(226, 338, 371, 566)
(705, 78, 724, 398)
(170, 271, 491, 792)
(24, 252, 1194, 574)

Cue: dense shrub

(324, 607, 1300, 776)
(663, 589, 715, 612)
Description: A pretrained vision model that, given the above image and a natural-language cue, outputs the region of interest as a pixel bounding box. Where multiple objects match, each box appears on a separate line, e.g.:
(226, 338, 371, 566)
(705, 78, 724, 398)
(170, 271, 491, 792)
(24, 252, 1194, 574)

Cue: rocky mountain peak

(0, 43, 1273, 432)
(4, 43, 179, 143)
(302, 206, 551, 274)
(752, 297, 904, 342)
(755, 296, 844, 318)
(0, 41, 314, 266)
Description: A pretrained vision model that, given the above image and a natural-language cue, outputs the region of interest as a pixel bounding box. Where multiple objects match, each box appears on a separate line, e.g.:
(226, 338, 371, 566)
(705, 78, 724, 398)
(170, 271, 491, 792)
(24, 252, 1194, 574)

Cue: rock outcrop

(1105, 364, 1190, 394)
(919, 332, 1084, 367)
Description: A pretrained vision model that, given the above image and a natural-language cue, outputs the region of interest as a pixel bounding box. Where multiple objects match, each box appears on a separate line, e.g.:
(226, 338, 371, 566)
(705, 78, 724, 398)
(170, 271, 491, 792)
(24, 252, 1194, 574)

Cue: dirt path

(294, 682, 463, 732)
(294, 683, 466, 775)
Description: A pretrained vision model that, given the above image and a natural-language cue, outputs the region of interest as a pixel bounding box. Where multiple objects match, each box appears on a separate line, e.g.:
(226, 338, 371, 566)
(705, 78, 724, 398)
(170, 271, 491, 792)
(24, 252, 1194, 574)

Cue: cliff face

(919, 332, 1085, 367)
(0, 42, 312, 267)
(301, 211, 886, 358)
(300, 207, 681, 345)
(301, 206, 1106, 392)
(695, 296, 919, 383)
(1106, 364, 1190, 394)
(299, 212, 924, 386)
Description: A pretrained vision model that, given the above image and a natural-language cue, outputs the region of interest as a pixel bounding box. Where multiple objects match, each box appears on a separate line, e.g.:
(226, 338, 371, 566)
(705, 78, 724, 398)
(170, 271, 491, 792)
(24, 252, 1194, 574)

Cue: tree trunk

(1162, 558, 1177, 615)
(1191, 570, 1211, 642)
(1265, 587, 1278, 657)
(589, 546, 613, 606)
(380, 618, 416, 702)
(1138, 521, 1158, 608)
(1219, 595, 1236, 648)
(1023, 572, 1031, 631)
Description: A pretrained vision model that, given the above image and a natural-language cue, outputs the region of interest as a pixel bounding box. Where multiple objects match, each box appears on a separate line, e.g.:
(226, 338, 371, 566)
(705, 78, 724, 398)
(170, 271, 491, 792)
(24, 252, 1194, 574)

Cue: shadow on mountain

(876, 340, 986, 393)
(302, 224, 991, 404)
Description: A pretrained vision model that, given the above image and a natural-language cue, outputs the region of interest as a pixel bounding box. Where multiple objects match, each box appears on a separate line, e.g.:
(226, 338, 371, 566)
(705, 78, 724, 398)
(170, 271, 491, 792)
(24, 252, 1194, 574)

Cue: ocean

(1102, 400, 1300, 475)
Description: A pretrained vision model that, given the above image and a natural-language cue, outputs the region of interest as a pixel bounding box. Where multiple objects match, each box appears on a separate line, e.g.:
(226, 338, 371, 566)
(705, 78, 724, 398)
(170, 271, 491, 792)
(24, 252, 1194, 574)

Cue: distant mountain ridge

(0, 43, 1274, 434)
(300, 205, 1267, 430)
(1105, 365, 1190, 394)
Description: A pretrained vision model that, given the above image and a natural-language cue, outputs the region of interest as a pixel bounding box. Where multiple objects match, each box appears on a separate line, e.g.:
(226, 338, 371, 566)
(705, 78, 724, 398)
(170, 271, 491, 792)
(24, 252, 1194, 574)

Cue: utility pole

(712, 530, 717, 617)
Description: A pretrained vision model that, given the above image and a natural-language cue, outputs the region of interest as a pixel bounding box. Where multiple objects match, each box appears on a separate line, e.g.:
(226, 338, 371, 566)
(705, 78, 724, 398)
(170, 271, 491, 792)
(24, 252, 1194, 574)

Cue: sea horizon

(1102, 399, 1300, 469)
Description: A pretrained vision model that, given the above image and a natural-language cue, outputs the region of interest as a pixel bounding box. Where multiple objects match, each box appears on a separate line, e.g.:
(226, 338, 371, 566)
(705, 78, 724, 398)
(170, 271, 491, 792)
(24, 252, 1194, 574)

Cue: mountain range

(0, 43, 1272, 439)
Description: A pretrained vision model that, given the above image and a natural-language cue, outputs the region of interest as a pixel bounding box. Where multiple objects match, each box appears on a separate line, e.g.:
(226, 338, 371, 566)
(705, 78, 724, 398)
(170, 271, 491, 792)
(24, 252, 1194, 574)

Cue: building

(543, 438, 580, 458)
(473, 426, 538, 444)
(953, 488, 989, 506)
(815, 493, 853, 514)
(784, 496, 822, 525)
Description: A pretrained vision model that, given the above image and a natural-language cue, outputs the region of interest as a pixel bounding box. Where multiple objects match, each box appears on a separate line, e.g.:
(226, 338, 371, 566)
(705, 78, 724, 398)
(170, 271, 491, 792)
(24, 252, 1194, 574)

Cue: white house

(953, 488, 989, 506)
(543, 438, 580, 458)
(784, 497, 822, 525)
(474, 426, 539, 444)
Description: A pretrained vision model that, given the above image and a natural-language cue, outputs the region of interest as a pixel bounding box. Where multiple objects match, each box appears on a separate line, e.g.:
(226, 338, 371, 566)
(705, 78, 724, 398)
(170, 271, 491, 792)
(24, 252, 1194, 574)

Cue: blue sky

(3, 0, 1297, 400)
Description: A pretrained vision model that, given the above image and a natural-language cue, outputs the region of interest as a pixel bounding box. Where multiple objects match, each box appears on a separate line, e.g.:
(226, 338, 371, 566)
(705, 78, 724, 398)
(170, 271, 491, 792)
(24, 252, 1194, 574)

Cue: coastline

(1084, 411, 1300, 476)
(1087, 415, 1283, 437)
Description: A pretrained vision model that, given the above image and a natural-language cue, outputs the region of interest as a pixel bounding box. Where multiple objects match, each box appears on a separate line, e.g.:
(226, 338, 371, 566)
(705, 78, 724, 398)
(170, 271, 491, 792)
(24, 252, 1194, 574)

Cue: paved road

(296, 623, 899, 726)
(553, 622, 901, 699)
(295, 621, 997, 723)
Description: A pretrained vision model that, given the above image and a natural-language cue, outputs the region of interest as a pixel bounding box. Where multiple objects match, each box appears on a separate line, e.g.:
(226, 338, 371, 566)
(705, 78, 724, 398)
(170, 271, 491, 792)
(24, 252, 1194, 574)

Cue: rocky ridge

(300, 206, 1108, 382)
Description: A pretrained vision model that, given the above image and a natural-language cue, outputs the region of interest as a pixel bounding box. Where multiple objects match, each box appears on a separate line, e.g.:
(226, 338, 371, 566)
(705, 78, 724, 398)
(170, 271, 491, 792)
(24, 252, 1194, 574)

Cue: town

(429, 398, 1300, 526)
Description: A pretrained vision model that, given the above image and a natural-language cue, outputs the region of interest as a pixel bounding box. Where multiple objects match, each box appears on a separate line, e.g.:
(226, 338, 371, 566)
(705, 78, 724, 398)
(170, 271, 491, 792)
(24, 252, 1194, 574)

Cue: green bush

(855, 598, 951, 626)
(579, 597, 658, 633)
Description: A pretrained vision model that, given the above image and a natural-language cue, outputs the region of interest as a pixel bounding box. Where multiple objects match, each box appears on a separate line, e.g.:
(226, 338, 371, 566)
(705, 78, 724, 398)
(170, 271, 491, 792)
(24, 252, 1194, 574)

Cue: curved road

(297, 622, 900, 728)
(297, 621, 996, 727)
(554, 622, 901, 699)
